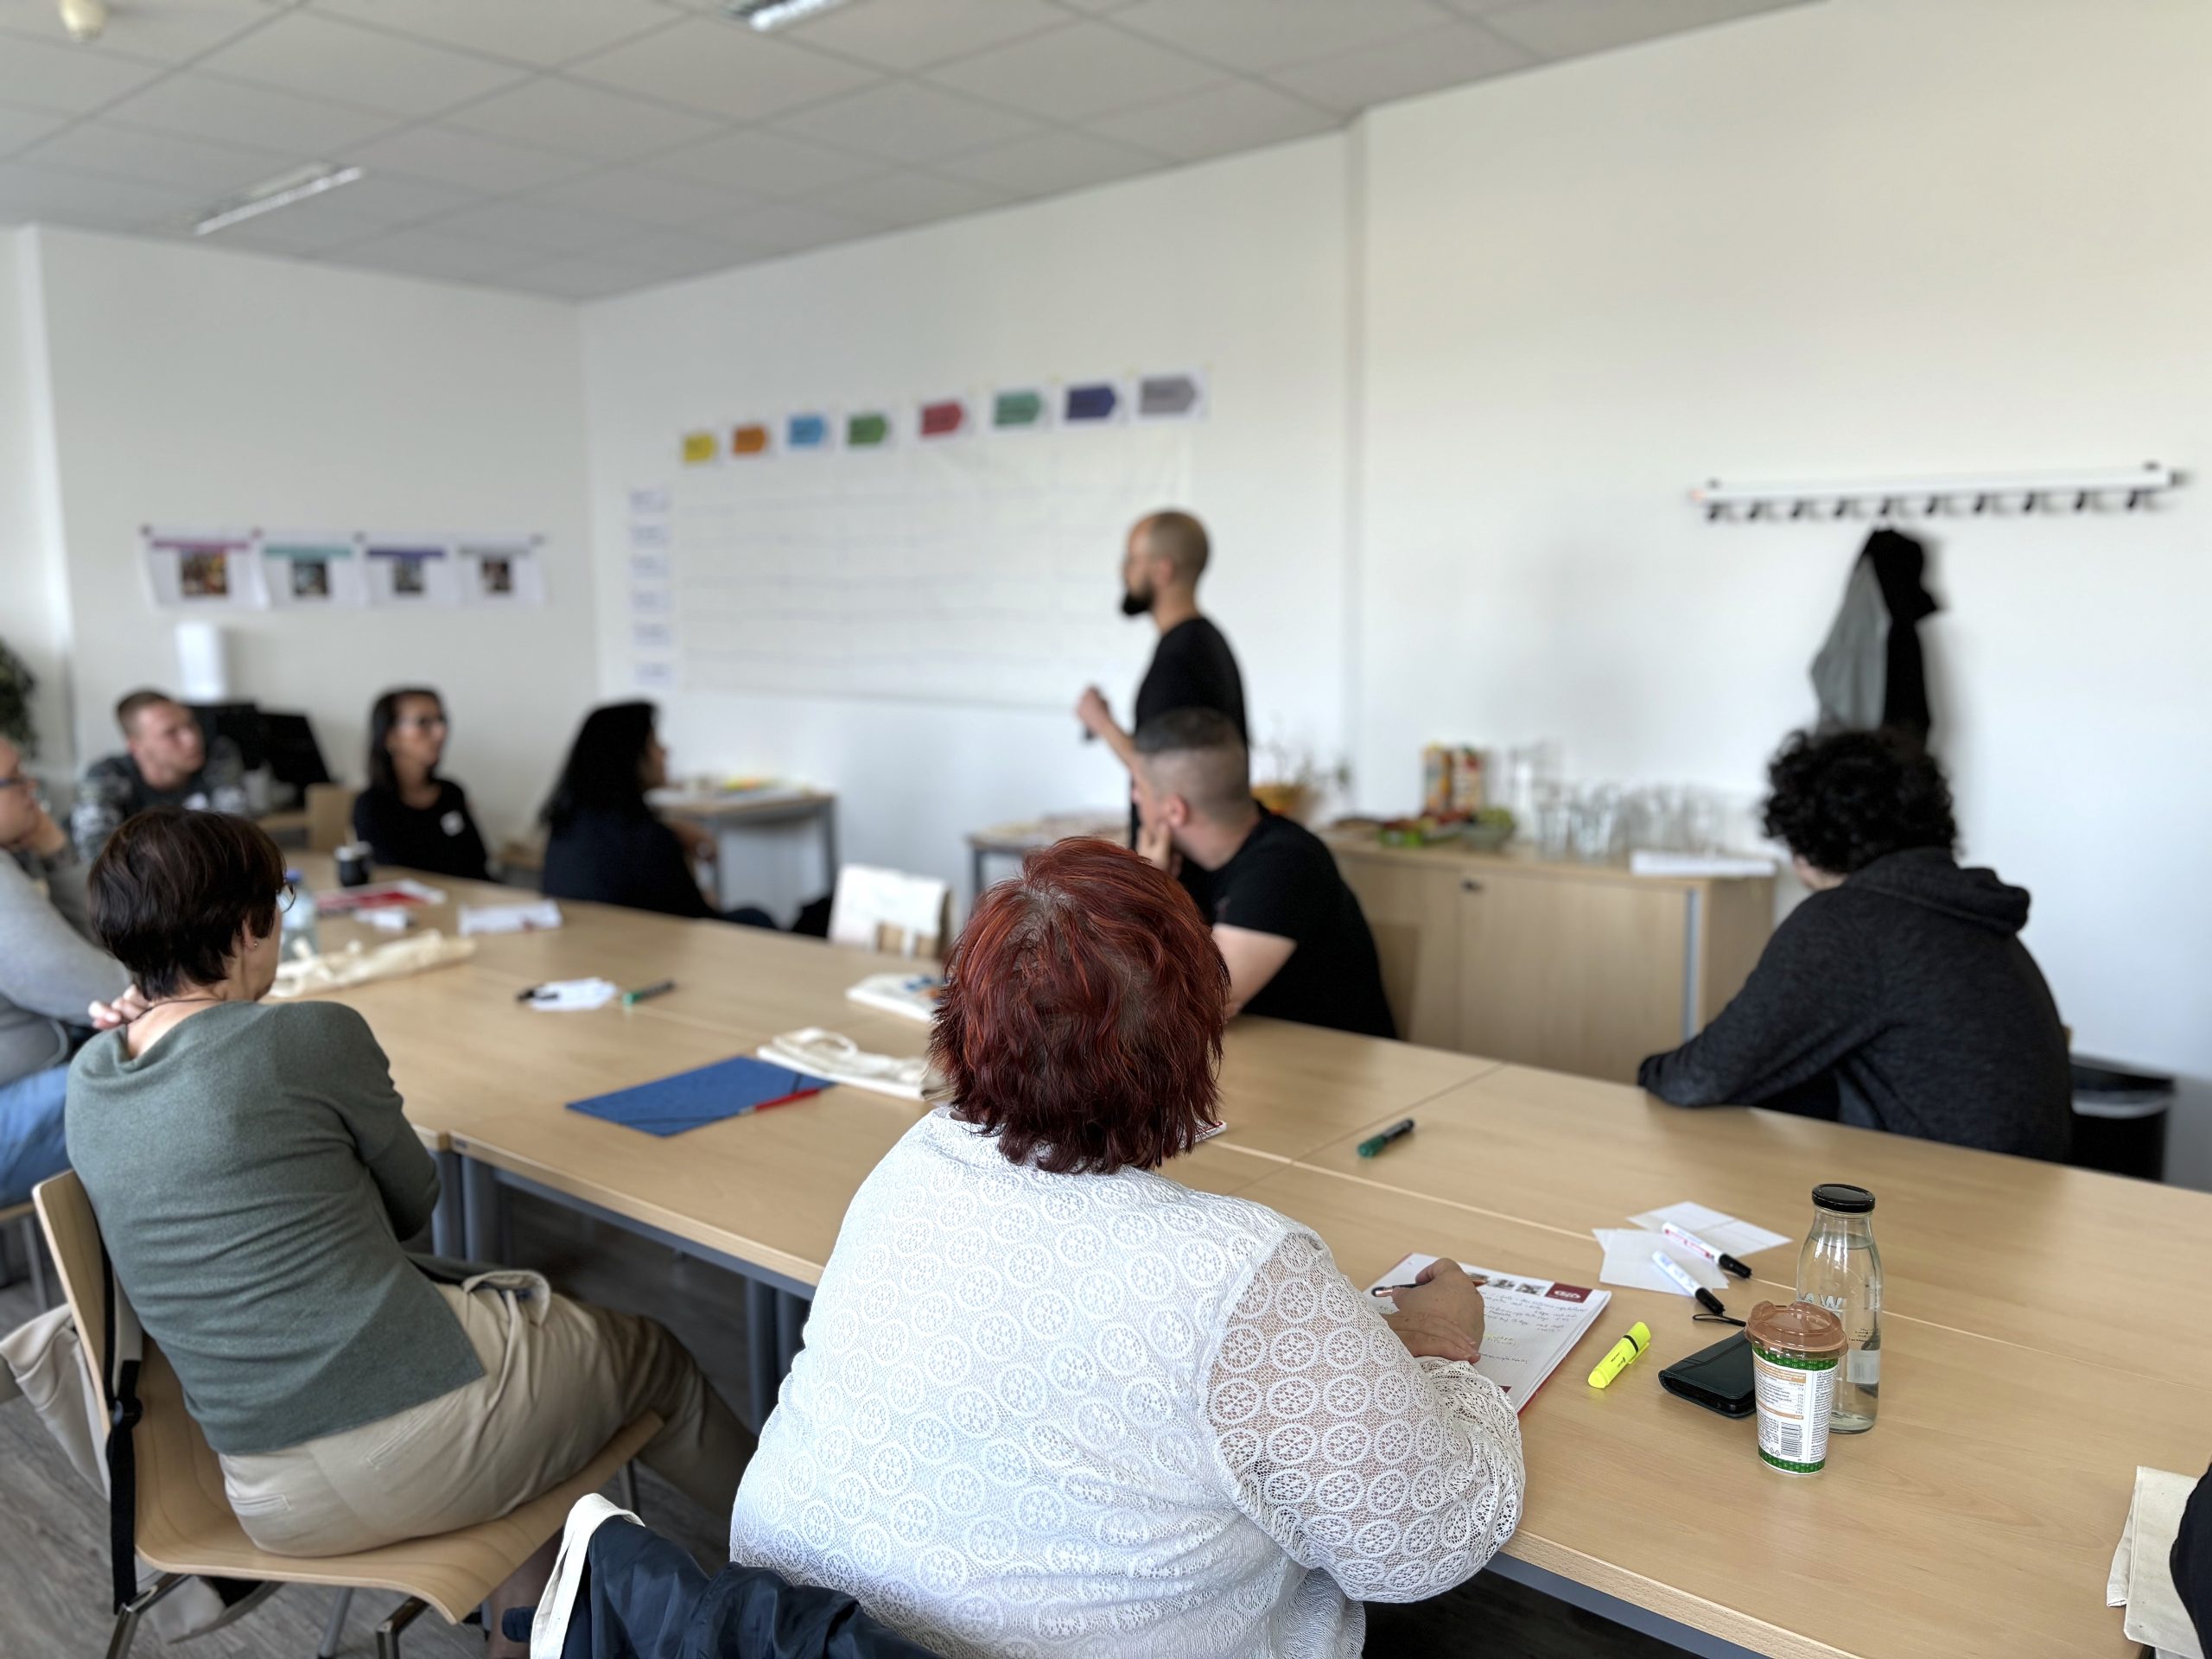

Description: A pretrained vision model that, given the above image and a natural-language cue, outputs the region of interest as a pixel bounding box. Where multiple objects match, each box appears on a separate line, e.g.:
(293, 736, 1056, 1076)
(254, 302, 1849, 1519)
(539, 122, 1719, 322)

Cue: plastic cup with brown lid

(1746, 1300, 1847, 1475)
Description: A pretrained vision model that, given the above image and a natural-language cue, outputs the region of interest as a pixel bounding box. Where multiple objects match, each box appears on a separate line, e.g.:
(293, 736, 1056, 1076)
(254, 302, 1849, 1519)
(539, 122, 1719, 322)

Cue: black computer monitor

(188, 702, 267, 772)
(261, 711, 331, 791)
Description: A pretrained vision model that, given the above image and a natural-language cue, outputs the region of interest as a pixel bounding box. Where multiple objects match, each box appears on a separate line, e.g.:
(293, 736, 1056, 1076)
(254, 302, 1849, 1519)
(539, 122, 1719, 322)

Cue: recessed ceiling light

(722, 0, 854, 33)
(193, 163, 365, 236)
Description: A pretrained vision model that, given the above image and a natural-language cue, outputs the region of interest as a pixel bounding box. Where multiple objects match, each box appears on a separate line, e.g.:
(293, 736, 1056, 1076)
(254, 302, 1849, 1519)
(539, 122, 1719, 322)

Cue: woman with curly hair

(1638, 728, 2070, 1158)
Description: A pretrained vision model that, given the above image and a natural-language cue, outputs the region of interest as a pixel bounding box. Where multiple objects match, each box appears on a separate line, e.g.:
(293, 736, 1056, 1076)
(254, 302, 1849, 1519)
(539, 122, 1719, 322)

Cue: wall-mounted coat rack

(1690, 461, 2179, 522)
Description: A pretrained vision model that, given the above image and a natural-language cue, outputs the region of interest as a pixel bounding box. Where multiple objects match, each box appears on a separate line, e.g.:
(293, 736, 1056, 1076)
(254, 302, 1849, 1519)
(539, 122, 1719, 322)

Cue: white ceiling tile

(0, 159, 199, 229)
(569, 18, 879, 122)
(0, 102, 70, 158)
(1432, 0, 1535, 14)
(643, 127, 886, 197)
(938, 128, 1165, 199)
(196, 12, 528, 119)
(0, 0, 275, 65)
(1052, 0, 1145, 11)
(308, 0, 678, 70)
(786, 0, 1068, 73)
(1086, 79, 1338, 162)
(309, 170, 480, 226)
(1482, 0, 1800, 60)
(426, 199, 639, 254)
(525, 167, 765, 227)
(926, 20, 1225, 123)
(339, 226, 535, 282)
(101, 71, 404, 154)
(505, 229, 746, 296)
(774, 80, 1037, 164)
(809, 167, 1011, 229)
(194, 201, 396, 256)
(1112, 0, 1455, 74)
(700, 199, 874, 255)
(349, 124, 588, 194)
(0, 28, 166, 114)
(22, 122, 302, 194)
(1265, 21, 1532, 113)
(445, 77, 723, 162)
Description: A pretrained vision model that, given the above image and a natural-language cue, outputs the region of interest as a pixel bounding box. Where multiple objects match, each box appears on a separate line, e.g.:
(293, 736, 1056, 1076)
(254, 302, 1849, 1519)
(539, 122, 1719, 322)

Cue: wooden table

(963, 809, 1125, 899)
(294, 860, 2208, 1658)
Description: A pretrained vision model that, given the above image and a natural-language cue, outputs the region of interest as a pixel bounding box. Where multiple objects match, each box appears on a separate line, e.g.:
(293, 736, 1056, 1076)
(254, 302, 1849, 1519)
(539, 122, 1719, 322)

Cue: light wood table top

(296, 861, 2203, 1657)
(1243, 1164, 2192, 1659)
(1285, 1065, 2212, 1391)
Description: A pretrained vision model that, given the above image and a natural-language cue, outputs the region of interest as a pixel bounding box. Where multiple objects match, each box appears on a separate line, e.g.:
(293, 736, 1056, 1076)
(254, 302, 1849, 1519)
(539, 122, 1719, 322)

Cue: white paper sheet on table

(2107, 1466, 2206, 1658)
(524, 977, 617, 1012)
(460, 900, 563, 936)
(1628, 1200, 1790, 1259)
(1364, 1253, 1609, 1413)
(1592, 1229, 1728, 1295)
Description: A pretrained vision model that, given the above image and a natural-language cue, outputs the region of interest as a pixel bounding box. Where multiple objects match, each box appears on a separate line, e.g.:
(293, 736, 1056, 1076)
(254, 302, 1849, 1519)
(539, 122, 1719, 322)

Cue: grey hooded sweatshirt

(1638, 847, 2071, 1160)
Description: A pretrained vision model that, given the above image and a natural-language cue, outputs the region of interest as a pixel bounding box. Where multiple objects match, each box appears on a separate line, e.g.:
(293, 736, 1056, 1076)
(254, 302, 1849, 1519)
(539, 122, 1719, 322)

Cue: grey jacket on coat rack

(1809, 527, 1939, 741)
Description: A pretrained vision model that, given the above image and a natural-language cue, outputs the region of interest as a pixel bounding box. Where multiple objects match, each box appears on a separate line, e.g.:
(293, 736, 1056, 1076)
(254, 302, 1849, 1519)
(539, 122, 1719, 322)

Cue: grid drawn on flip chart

(660, 424, 1191, 709)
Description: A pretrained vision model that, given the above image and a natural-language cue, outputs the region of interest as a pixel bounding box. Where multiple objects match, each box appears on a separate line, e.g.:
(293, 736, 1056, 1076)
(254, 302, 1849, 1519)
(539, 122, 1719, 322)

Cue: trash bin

(2068, 1058, 2175, 1181)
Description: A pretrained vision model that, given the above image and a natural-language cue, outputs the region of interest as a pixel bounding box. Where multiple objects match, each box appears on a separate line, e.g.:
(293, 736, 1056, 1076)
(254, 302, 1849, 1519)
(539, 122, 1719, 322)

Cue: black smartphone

(1657, 1332, 1757, 1418)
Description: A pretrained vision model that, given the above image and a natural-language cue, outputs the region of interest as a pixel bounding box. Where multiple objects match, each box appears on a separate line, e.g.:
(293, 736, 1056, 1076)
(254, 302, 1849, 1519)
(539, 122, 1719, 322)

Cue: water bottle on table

(1796, 1183, 1881, 1432)
(280, 867, 321, 961)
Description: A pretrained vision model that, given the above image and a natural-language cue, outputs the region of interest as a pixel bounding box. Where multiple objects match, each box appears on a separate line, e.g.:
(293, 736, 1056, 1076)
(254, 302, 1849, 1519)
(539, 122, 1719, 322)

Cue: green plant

(0, 637, 36, 756)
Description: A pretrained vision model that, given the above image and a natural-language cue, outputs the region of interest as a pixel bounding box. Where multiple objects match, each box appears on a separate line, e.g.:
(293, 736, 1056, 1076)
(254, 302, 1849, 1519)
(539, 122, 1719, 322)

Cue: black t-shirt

(541, 809, 712, 920)
(1185, 810, 1396, 1040)
(1135, 616, 1246, 742)
(350, 779, 490, 881)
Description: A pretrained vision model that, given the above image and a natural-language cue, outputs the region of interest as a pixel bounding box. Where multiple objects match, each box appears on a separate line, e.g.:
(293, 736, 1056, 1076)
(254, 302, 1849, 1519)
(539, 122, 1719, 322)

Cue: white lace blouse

(728, 1109, 1524, 1657)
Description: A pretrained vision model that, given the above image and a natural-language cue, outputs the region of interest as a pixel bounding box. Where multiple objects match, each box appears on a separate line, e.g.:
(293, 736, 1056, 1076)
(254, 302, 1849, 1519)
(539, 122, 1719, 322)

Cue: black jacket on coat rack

(1808, 527, 1940, 742)
(1866, 528, 1938, 741)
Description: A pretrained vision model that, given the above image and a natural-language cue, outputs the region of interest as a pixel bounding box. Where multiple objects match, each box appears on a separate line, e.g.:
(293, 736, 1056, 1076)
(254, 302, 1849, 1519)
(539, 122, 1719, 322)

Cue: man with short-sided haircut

(1077, 511, 1246, 837)
(1132, 708, 1395, 1039)
(72, 689, 249, 862)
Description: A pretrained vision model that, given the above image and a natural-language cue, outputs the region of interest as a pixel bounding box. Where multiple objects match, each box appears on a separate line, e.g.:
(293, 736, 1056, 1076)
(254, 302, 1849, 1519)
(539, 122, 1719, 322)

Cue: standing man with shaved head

(1076, 510, 1246, 838)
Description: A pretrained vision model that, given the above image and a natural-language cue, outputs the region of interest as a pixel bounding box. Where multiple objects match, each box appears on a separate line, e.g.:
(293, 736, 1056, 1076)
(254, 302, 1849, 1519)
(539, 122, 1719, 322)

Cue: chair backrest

(828, 865, 952, 960)
(306, 783, 359, 854)
(33, 1171, 113, 1421)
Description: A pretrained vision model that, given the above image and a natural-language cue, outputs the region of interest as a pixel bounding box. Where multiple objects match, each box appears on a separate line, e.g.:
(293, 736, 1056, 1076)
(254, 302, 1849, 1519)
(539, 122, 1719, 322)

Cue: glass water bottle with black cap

(1796, 1183, 1882, 1433)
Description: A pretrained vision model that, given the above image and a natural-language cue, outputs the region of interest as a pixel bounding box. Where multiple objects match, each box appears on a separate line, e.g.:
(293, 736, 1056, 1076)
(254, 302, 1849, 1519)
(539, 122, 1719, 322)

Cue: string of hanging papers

(138, 526, 548, 613)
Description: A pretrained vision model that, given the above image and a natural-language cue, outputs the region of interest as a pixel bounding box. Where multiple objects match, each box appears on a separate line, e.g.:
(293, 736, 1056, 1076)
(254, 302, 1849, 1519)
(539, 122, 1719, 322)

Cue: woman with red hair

(728, 839, 1522, 1657)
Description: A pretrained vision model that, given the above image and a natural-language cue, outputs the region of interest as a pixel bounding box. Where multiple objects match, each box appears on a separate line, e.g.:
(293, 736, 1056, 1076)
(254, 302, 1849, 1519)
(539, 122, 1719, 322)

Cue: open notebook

(1365, 1253, 1611, 1413)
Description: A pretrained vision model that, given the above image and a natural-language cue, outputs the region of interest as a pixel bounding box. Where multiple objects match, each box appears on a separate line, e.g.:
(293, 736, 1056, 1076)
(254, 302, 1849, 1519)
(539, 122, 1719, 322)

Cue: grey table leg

(746, 1278, 779, 1431)
(819, 799, 839, 891)
(462, 1158, 508, 1264)
(775, 1290, 808, 1376)
(971, 846, 986, 906)
(432, 1149, 464, 1258)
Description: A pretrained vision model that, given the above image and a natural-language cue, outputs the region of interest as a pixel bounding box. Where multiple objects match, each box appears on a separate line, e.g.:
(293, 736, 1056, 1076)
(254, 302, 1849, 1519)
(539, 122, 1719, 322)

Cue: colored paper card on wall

(731, 423, 772, 456)
(992, 388, 1048, 430)
(846, 411, 892, 448)
(918, 397, 967, 439)
(680, 430, 717, 465)
(1136, 370, 1207, 422)
(1064, 381, 1122, 423)
(786, 412, 830, 450)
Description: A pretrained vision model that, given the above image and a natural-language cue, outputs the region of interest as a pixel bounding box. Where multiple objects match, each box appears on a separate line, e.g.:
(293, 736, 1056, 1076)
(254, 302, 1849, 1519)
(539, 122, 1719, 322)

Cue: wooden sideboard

(1323, 835, 1775, 1084)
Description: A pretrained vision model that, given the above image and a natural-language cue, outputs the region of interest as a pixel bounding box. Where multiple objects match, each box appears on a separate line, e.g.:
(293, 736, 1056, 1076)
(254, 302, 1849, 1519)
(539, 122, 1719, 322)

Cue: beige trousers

(218, 1278, 752, 1557)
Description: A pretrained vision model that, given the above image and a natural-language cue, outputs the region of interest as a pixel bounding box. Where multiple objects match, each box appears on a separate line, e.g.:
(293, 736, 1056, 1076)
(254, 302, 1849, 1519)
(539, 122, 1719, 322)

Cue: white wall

(0, 227, 74, 779)
(1355, 0, 2212, 1184)
(582, 137, 1350, 910)
(30, 226, 597, 841)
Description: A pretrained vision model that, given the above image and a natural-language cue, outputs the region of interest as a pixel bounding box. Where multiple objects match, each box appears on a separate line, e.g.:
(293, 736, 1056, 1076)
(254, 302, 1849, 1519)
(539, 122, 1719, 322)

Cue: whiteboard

(643, 424, 1192, 710)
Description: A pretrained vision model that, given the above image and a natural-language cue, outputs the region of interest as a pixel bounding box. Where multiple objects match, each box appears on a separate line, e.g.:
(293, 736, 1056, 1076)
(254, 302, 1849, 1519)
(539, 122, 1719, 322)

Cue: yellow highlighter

(1588, 1321, 1653, 1389)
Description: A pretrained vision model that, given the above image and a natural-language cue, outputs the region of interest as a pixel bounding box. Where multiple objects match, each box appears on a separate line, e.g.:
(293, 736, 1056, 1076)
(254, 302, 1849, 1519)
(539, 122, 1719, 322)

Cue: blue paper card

(568, 1056, 830, 1137)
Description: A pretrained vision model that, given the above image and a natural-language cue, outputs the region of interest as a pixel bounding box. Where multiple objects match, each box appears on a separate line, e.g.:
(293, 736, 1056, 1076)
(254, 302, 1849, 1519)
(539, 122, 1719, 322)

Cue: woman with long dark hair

(351, 687, 490, 880)
(539, 702, 743, 920)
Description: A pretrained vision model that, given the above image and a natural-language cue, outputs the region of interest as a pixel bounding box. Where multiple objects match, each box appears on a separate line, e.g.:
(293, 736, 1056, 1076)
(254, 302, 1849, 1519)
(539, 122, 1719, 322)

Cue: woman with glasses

(351, 687, 490, 880)
(66, 809, 752, 1659)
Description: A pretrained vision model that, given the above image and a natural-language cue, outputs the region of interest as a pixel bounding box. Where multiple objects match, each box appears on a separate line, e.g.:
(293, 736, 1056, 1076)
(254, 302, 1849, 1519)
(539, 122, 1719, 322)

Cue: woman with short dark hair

(539, 702, 731, 919)
(66, 809, 752, 1658)
(728, 838, 1522, 1657)
(1639, 728, 2071, 1156)
(351, 687, 490, 880)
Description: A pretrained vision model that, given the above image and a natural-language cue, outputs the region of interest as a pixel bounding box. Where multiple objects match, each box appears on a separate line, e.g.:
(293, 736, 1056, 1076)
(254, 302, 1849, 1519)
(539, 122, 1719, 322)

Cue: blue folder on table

(568, 1056, 831, 1137)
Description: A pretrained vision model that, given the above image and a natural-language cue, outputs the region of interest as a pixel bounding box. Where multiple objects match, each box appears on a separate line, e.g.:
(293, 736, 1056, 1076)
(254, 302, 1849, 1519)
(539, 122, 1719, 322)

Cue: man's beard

(1120, 587, 1153, 618)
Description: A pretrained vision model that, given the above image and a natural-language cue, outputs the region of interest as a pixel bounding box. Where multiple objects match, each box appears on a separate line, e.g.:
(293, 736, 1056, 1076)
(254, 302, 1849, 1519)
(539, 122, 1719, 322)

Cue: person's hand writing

(1075, 686, 1114, 739)
(1135, 819, 1179, 876)
(89, 984, 149, 1031)
(1381, 1258, 1487, 1363)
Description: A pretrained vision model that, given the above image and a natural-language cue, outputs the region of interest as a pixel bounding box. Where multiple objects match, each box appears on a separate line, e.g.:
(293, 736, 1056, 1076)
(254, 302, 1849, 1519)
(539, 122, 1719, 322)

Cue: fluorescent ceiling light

(724, 0, 854, 33)
(193, 163, 365, 237)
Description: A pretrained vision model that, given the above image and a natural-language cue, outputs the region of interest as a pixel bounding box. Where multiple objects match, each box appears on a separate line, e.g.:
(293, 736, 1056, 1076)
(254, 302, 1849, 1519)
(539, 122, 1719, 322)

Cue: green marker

(621, 978, 676, 1007)
(1357, 1117, 1415, 1159)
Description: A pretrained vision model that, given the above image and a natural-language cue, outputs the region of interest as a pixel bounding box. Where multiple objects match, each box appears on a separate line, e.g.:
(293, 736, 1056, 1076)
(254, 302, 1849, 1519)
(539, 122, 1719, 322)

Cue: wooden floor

(0, 1194, 1686, 1657)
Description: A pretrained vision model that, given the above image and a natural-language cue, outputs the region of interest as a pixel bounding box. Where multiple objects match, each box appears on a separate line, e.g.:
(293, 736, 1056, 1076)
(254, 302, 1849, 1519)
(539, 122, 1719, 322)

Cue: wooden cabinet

(1328, 836, 1774, 1084)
